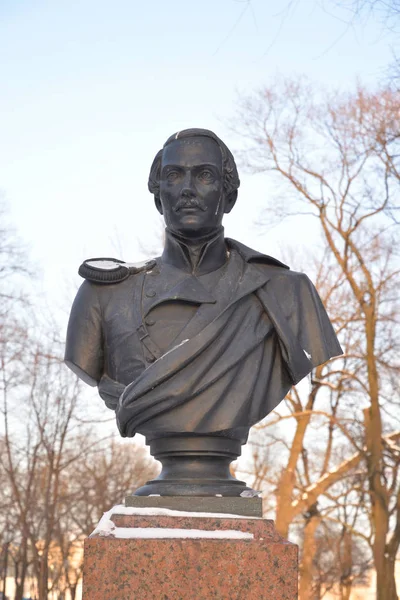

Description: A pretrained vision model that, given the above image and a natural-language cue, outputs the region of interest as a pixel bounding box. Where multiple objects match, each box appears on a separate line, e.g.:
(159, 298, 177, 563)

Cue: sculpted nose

(181, 187, 196, 199)
(181, 172, 195, 198)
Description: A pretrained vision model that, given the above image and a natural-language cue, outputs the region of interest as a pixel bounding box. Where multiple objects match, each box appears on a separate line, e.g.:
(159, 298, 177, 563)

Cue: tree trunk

(364, 405, 398, 600)
(275, 379, 321, 538)
(70, 583, 77, 600)
(37, 552, 48, 600)
(275, 408, 311, 538)
(14, 535, 29, 600)
(376, 555, 398, 600)
(339, 530, 353, 600)
(341, 586, 351, 600)
(299, 510, 321, 600)
(15, 583, 24, 600)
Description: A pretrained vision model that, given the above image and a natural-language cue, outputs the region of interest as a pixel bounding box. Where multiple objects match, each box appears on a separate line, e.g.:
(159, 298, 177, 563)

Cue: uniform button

(145, 355, 156, 363)
(145, 317, 155, 326)
(146, 290, 156, 298)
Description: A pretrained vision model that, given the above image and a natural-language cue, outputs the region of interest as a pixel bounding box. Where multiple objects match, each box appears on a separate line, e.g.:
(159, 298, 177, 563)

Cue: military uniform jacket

(65, 231, 342, 441)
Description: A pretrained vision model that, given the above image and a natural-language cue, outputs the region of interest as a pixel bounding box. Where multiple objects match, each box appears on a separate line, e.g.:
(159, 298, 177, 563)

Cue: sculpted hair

(148, 128, 240, 201)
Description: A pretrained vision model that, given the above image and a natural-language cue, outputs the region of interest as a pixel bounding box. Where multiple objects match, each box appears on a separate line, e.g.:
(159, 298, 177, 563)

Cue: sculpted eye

(166, 170, 180, 182)
(198, 169, 214, 182)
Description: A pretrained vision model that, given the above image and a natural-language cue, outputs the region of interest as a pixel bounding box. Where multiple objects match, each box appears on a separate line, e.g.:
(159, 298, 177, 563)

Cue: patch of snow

(90, 505, 257, 539)
(91, 515, 116, 538)
(90, 504, 260, 537)
(240, 490, 262, 498)
(109, 528, 254, 540)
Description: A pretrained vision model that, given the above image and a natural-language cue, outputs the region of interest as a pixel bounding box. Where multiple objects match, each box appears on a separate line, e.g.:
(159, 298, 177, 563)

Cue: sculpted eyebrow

(162, 165, 184, 172)
(161, 164, 221, 176)
(194, 163, 220, 171)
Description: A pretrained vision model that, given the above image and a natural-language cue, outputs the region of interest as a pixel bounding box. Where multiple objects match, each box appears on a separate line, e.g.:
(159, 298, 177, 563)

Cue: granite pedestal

(83, 506, 298, 599)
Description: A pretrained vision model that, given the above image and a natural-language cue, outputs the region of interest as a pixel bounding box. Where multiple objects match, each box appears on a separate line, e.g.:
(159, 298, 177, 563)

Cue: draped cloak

(65, 239, 343, 442)
(116, 241, 342, 440)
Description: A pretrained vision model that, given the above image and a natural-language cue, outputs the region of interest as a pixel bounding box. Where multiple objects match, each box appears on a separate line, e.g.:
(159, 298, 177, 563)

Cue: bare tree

(0, 200, 159, 599)
(233, 79, 400, 599)
(49, 438, 158, 600)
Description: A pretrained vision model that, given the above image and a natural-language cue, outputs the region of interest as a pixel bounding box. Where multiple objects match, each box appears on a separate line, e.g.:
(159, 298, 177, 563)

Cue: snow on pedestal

(83, 505, 298, 600)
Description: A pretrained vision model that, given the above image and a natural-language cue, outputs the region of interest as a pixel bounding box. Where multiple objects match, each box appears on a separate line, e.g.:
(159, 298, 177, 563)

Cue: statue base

(125, 495, 263, 517)
(83, 507, 298, 599)
(133, 434, 256, 497)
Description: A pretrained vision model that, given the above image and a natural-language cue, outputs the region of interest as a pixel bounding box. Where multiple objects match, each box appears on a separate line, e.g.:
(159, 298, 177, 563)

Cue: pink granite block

(83, 514, 298, 600)
(111, 514, 281, 541)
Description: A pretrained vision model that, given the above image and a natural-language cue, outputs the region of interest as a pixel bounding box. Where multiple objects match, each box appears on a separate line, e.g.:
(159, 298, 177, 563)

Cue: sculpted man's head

(148, 129, 240, 238)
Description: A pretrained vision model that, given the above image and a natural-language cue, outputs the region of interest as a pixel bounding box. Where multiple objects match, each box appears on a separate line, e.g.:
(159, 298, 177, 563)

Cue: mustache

(173, 198, 207, 212)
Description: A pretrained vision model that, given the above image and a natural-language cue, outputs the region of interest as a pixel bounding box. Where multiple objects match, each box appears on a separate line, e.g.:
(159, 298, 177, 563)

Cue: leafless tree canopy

(233, 79, 400, 600)
(0, 200, 158, 600)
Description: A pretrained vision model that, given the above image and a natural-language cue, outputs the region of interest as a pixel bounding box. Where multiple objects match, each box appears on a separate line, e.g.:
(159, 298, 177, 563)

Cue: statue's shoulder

(78, 257, 157, 284)
(226, 238, 289, 270)
(226, 237, 314, 291)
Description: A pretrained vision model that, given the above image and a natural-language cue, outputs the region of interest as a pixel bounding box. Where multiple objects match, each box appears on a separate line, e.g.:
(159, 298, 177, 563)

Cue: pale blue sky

(0, 0, 396, 319)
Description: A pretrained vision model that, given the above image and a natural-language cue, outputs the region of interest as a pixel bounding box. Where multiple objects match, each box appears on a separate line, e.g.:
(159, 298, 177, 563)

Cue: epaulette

(78, 257, 157, 284)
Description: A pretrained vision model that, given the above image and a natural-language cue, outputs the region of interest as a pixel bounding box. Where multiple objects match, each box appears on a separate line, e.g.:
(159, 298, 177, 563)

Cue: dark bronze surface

(65, 128, 343, 497)
(134, 435, 251, 497)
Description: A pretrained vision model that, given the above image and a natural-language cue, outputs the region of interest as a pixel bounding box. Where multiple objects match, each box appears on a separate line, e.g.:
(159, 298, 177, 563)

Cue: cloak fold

(116, 258, 342, 439)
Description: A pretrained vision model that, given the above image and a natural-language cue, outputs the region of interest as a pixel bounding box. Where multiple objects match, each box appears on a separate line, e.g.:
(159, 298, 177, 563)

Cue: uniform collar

(225, 238, 289, 269)
(145, 238, 289, 317)
(161, 228, 228, 275)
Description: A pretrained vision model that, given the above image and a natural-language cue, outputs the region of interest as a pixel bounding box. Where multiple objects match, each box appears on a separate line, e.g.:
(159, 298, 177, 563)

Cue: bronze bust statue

(65, 129, 342, 497)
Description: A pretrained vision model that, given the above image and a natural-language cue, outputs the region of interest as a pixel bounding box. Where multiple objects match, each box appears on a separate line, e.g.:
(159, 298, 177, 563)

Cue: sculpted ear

(224, 190, 238, 214)
(154, 196, 163, 215)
